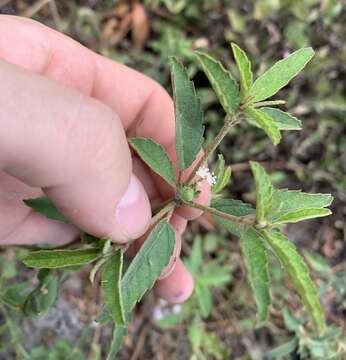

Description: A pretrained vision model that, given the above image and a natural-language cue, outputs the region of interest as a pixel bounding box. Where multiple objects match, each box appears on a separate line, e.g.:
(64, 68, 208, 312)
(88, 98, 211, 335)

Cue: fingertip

(154, 259, 194, 303)
(112, 174, 151, 243)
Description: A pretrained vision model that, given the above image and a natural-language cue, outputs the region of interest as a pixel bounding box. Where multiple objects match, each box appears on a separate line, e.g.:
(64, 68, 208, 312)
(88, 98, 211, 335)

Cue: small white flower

(172, 304, 182, 314)
(196, 166, 209, 178)
(153, 307, 164, 321)
(196, 166, 217, 185)
(207, 172, 217, 185)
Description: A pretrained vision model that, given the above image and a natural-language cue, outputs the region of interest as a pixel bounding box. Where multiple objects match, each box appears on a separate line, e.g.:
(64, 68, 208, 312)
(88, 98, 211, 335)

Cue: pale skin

(0, 16, 211, 303)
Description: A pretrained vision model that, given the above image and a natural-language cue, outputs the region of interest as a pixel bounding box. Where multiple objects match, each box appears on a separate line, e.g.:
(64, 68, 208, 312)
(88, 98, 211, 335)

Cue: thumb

(0, 60, 151, 243)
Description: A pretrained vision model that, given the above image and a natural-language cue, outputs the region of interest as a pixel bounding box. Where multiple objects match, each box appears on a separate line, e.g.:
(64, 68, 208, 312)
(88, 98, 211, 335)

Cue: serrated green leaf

(23, 269, 59, 317)
(240, 228, 270, 322)
(129, 138, 176, 187)
(23, 248, 101, 269)
(231, 43, 253, 98)
(272, 189, 333, 223)
(195, 51, 239, 116)
(263, 230, 326, 334)
(121, 220, 175, 313)
(102, 250, 125, 325)
(250, 161, 274, 224)
(106, 325, 127, 360)
(24, 197, 69, 224)
(261, 107, 302, 130)
(273, 208, 332, 224)
(170, 57, 204, 170)
(249, 47, 314, 102)
(211, 198, 255, 236)
(245, 107, 281, 145)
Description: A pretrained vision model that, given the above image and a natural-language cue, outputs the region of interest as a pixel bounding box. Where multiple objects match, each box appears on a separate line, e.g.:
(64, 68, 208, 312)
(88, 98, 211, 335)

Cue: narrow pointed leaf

(250, 161, 274, 223)
(102, 250, 125, 325)
(106, 325, 127, 360)
(249, 47, 315, 102)
(129, 138, 176, 187)
(261, 107, 302, 130)
(273, 208, 332, 224)
(245, 107, 281, 145)
(170, 57, 204, 170)
(231, 43, 253, 98)
(196, 284, 212, 318)
(272, 189, 333, 223)
(23, 248, 101, 269)
(263, 230, 326, 334)
(24, 197, 69, 224)
(23, 270, 59, 317)
(121, 220, 175, 313)
(195, 51, 239, 115)
(211, 198, 255, 236)
(240, 228, 270, 321)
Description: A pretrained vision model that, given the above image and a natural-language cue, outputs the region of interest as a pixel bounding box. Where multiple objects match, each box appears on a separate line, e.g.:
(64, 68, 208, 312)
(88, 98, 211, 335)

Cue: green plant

(16, 43, 334, 357)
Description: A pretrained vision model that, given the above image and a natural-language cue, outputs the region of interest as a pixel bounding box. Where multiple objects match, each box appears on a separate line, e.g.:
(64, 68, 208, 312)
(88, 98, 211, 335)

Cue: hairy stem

(253, 100, 286, 108)
(149, 201, 175, 228)
(186, 114, 239, 184)
(185, 201, 255, 225)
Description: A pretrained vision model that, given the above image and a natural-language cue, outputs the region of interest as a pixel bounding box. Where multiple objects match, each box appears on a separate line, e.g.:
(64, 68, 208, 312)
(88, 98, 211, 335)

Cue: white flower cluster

(196, 166, 217, 185)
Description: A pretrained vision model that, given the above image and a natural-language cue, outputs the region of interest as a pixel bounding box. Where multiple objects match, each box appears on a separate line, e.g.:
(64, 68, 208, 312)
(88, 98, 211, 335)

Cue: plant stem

(185, 201, 255, 225)
(252, 100, 286, 108)
(149, 201, 175, 228)
(186, 114, 239, 184)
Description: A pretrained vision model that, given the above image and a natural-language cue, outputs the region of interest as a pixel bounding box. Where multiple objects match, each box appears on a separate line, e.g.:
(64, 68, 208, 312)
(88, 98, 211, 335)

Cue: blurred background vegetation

(0, 0, 345, 359)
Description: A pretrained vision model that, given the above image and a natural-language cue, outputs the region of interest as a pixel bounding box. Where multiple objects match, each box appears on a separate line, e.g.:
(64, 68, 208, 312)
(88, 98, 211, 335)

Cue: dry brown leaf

(131, 2, 150, 51)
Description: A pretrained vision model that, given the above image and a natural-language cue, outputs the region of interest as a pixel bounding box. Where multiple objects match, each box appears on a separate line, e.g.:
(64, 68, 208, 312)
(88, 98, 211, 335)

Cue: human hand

(0, 15, 210, 303)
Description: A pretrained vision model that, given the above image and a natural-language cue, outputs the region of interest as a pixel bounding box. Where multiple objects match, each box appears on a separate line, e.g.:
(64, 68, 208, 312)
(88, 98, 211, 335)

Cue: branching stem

(185, 201, 255, 225)
(149, 201, 175, 228)
(186, 114, 239, 184)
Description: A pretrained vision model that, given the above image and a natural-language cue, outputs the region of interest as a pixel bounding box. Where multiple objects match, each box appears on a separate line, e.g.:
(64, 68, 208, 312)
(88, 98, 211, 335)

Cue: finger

(2, 212, 79, 246)
(154, 259, 194, 303)
(0, 59, 150, 243)
(0, 16, 211, 220)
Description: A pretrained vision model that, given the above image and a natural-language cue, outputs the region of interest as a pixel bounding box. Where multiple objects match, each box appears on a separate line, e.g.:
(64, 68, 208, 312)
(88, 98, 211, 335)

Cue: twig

(185, 201, 255, 225)
(49, 0, 62, 30)
(130, 323, 150, 360)
(149, 201, 175, 228)
(186, 114, 239, 184)
(21, 0, 50, 18)
(0, 0, 12, 8)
